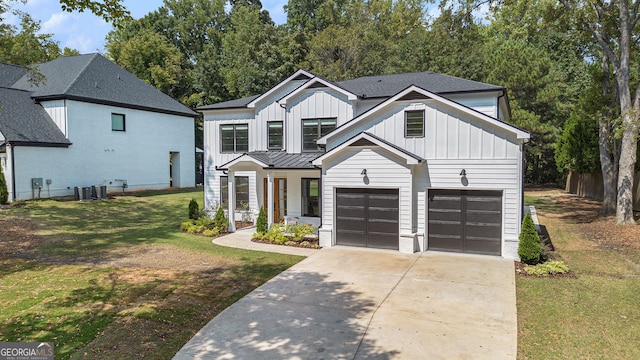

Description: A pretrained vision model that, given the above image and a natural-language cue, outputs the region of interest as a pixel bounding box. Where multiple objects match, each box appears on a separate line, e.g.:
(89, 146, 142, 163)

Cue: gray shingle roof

(220, 151, 324, 169)
(0, 87, 71, 145)
(10, 54, 197, 117)
(197, 95, 260, 110)
(199, 71, 504, 110)
(336, 72, 503, 99)
(0, 63, 26, 87)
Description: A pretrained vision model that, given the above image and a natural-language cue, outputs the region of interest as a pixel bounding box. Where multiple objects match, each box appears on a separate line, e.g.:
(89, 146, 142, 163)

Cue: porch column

(267, 172, 274, 226)
(227, 171, 236, 232)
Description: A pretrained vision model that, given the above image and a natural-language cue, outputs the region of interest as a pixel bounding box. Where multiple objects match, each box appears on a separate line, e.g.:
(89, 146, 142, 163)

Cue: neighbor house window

(220, 176, 250, 209)
(301, 178, 320, 217)
(220, 124, 249, 153)
(405, 110, 424, 137)
(111, 113, 125, 132)
(302, 118, 336, 151)
(268, 121, 283, 149)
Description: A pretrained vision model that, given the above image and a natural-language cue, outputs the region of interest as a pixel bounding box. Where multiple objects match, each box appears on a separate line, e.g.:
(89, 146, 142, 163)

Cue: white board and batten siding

(41, 100, 68, 137)
(286, 88, 354, 153)
(321, 98, 524, 258)
(319, 147, 414, 251)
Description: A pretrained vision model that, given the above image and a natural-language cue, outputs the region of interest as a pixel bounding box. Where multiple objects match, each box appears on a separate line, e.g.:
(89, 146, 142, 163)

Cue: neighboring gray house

(199, 69, 529, 259)
(0, 54, 197, 201)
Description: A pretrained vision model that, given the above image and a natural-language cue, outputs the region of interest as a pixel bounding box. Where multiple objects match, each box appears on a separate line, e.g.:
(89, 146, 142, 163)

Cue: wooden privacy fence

(565, 171, 640, 211)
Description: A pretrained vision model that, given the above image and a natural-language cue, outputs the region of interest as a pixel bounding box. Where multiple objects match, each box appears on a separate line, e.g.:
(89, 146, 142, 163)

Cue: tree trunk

(616, 111, 639, 224)
(599, 56, 617, 215)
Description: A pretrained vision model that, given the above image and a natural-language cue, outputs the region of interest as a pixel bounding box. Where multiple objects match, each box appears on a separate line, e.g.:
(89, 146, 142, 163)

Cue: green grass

(518, 194, 640, 359)
(0, 189, 303, 359)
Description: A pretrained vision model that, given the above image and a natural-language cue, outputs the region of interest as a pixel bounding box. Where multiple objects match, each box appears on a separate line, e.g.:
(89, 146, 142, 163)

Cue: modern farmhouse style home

(199, 70, 529, 259)
(0, 54, 196, 201)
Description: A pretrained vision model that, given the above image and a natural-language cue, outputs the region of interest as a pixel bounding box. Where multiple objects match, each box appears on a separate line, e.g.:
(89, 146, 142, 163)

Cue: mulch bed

(251, 237, 321, 249)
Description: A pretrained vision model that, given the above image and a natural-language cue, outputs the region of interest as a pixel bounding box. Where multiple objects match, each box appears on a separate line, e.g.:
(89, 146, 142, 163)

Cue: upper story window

(221, 124, 248, 153)
(268, 121, 283, 150)
(302, 118, 336, 151)
(111, 113, 125, 132)
(405, 110, 424, 138)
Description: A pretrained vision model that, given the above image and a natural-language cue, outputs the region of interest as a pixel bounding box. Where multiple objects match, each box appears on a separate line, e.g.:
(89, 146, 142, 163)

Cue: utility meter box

(31, 178, 43, 189)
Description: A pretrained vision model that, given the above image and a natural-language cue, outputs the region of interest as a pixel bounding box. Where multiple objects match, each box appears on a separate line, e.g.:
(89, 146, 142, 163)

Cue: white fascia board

(247, 69, 315, 108)
(219, 154, 269, 170)
(317, 86, 530, 145)
(312, 132, 421, 166)
(278, 77, 358, 106)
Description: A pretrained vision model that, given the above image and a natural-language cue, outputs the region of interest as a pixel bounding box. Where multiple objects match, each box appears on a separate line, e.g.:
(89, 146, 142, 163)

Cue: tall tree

(560, 0, 640, 224)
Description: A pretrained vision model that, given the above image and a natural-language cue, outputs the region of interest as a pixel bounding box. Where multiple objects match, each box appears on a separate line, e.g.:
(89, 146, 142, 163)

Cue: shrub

(256, 207, 268, 233)
(0, 164, 8, 205)
(525, 261, 570, 276)
(202, 228, 220, 237)
(188, 198, 200, 220)
(518, 212, 543, 265)
(214, 205, 228, 233)
(287, 224, 316, 242)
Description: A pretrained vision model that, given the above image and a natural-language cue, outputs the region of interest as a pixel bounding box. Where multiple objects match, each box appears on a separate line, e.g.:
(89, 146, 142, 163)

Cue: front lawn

(518, 189, 640, 359)
(0, 189, 303, 359)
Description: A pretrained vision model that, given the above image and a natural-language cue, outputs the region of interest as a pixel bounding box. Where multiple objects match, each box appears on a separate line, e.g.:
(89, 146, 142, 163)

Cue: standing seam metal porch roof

(218, 151, 324, 170)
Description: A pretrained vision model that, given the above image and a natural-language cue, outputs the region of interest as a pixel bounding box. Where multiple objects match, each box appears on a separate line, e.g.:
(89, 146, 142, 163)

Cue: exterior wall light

(361, 169, 367, 175)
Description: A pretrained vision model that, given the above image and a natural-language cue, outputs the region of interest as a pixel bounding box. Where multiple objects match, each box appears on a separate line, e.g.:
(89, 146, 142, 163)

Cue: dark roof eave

(197, 105, 250, 111)
(8, 141, 72, 148)
(33, 95, 198, 118)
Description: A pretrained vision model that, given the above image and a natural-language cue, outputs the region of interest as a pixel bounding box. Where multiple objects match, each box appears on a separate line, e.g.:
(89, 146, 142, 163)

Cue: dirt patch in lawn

(0, 216, 50, 257)
(526, 187, 640, 252)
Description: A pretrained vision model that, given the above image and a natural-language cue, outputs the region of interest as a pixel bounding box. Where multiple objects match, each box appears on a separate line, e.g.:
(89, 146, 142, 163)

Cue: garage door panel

(428, 189, 502, 256)
(336, 188, 398, 250)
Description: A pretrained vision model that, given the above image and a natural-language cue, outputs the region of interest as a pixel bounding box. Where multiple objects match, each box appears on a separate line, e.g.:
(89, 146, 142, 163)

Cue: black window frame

(267, 121, 284, 150)
(220, 123, 249, 153)
(111, 113, 126, 132)
(405, 110, 425, 138)
(302, 118, 336, 151)
(220, 176, 250, 210)
(301, 178, 320, 217)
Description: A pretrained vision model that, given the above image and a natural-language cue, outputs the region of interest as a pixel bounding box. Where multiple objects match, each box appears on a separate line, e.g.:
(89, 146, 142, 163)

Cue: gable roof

(9, 54, 196, 117)
(278, 76, 358, 105)
(317, 85, 529, 145)
(0, 87, 71, 146)
(218, 151, 323, 170)
(198, 70, 505, 110)
(312, 132, 423, 166)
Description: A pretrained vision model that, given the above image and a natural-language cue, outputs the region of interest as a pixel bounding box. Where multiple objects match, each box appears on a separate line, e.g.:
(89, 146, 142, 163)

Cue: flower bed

(252, 223, 321, 249)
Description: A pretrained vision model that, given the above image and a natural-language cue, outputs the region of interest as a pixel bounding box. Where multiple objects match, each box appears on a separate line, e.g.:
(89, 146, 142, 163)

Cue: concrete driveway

(174, 248, 517, 359)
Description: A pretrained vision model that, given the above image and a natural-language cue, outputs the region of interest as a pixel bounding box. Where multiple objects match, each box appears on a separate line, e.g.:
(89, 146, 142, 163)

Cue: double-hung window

(405, 110, 425, 138)
(220, 124, 249, 153)
(111, 113, 125, 132)
(302, 118, 336, 151)
(220, 176, 249, 209)
(267, 121, 283, 150)
(301, 178, 320, 217)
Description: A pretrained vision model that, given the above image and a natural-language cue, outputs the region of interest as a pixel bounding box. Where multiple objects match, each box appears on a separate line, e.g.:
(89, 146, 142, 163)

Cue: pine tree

(518, 212, 543, 265)
(0, 164, 8, 205)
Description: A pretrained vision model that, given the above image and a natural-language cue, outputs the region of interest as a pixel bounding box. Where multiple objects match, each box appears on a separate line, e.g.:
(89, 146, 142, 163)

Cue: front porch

(217, 151, 323, 232)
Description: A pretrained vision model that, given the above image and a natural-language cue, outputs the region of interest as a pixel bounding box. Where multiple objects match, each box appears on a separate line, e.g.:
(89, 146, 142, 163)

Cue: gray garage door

(335, 188, 399, 250)
(428, 189, 502, 256)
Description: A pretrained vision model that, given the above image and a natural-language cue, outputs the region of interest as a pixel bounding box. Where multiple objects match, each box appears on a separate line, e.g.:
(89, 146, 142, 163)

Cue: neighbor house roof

(217, 151, 324, 170)
(9, 54, 197, 117)
(0, 63, 26, 87)
(0, 87, 71, 146)
(198, 71, 505, 110)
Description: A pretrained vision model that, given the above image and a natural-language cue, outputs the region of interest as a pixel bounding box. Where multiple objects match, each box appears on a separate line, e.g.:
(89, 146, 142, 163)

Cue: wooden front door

(263, 178, 287, 223)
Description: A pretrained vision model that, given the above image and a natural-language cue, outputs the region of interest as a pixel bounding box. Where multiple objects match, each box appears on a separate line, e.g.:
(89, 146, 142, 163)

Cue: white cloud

(65, 34, 94, 53)
(42, 12, 78, 34)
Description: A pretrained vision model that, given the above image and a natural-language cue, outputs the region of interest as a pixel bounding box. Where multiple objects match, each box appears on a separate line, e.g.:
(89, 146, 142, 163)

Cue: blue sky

(3, 0, 289, 54)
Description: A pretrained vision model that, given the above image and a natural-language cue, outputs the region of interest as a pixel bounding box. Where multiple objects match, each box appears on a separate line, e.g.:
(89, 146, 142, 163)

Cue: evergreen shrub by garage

(518, 212, 543, 265)
(0, 165, 8, 205)
(256, 207, 267, 233)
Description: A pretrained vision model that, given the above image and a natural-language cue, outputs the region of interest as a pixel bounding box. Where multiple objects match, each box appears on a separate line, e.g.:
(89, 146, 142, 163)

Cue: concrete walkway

(174, 247, 517, 359)
(212, 227, 319, 257)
